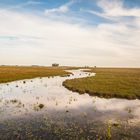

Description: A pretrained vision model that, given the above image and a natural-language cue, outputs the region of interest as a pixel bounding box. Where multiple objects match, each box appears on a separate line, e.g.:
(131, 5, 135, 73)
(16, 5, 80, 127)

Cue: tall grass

(63, 68, 140, 99)
(0, 66, 70, 83)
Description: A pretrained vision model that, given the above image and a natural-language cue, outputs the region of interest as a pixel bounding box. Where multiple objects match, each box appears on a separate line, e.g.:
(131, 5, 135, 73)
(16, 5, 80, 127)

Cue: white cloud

(44, 1, 74, 16)
(97, 0, 140, 18)
(0, 9, 140, 67)
(26, 0, 42, 5)
(0, 0, 42, 12)
(82, 0, 140, 22)
(44, 5, 68, 16)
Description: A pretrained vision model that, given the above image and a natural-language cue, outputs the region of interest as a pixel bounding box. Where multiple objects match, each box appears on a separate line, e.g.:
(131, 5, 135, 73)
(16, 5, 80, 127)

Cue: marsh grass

(0, 66, 71, 83)
(63, 68, 140, 99)
(38, 104, 44, 109)
(105, 122, 112, 140)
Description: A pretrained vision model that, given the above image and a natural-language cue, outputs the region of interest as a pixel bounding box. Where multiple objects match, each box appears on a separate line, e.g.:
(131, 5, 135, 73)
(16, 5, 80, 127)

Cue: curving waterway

(0, 69, 140, 139)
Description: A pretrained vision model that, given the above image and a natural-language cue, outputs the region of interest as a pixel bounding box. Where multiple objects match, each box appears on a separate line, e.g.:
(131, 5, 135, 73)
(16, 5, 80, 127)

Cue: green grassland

(0, 66, 70, 83)
(63, 68, 140, 99)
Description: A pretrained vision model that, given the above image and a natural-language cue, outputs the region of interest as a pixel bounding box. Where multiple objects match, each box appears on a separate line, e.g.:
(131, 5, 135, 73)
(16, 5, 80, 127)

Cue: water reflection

(0, 69, 140, 124)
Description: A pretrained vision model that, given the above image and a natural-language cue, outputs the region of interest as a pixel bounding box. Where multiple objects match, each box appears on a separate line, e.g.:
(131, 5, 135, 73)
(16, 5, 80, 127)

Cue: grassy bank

(0, 66, 70, 83)
(63, 68, 140, 99)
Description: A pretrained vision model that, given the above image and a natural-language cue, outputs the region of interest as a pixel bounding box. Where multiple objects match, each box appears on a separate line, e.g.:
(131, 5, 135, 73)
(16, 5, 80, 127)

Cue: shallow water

(0, 69, 140, 139)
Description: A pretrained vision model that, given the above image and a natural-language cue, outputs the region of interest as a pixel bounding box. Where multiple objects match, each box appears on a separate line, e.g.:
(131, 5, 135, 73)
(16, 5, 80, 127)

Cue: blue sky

(0, 0, 140, 67)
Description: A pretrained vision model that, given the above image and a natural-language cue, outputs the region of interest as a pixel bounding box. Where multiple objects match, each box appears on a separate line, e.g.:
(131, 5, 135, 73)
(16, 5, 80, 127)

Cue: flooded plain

(0, 69, 140, 139)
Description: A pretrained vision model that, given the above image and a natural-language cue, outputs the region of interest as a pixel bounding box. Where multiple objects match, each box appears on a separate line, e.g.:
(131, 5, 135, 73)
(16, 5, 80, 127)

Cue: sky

(0, 0, 140, 67)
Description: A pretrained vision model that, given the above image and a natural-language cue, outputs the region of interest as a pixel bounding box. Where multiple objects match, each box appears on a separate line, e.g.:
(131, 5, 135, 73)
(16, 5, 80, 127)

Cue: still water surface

(0, 69, 139, 121)
(0, 69, 139, 139)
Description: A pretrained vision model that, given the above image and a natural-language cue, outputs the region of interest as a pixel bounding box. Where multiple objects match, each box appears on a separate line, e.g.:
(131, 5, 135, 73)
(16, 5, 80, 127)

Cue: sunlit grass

(63, 68, 140, 99)
(0, 66, 70, 83)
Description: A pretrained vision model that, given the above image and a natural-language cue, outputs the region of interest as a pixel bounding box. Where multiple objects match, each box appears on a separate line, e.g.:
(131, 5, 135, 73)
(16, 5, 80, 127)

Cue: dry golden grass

(0, 66, 70, 83)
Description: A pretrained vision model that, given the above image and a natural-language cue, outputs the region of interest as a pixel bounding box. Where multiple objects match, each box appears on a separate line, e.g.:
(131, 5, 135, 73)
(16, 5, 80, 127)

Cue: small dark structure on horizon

(52, 63, 59, 67)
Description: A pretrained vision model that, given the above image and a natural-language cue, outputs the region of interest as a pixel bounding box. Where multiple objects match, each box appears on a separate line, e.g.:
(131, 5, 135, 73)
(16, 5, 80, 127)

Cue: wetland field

(63, 68, 140, 99)
(0, 0, 140, 139)
(0, 66, 140, 140)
